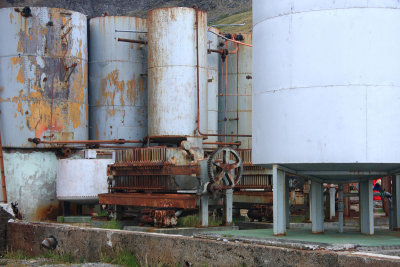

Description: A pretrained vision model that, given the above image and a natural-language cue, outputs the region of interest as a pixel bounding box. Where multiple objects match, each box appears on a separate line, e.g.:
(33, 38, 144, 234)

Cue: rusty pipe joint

(28, 137, 41, 144)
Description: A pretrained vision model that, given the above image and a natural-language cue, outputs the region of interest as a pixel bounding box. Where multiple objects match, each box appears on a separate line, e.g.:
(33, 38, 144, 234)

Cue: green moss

(212, 9, 253, 33)
(100, 219, 121, 230)
(42, 250, 74, 264)
(2, 250, 32, 260)
(177, 215, 223, 227)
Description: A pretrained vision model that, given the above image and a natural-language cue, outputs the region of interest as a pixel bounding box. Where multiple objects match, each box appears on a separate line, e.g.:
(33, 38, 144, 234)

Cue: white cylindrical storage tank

(219, 33, 252, 149)
(0, 7, 88, 147)
(89, 16, 148, 144)
(253, 1, 400, 169)
(147, 7, 208, 137)
(206, 27, 219, 147)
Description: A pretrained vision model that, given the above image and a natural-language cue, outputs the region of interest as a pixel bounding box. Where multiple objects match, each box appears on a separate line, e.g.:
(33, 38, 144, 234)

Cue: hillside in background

(0, 0, 250, 22)
(212, 9, 252, 33)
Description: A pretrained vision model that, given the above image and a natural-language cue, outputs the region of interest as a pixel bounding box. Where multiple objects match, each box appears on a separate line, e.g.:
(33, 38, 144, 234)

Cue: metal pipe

(203, 141, 241, 146)
(115, 30, 148, 34)
(195, 10, 251, 138)
(117, 38, 147, 45)
(0, 130, 7, 203)
(28, 138, 143, 145)
(207, 30, 253, 47)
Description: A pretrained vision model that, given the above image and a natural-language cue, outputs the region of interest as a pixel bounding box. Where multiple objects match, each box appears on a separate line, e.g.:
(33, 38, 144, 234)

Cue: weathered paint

(0, 7, 88, 148)
(89, 17, 148, 143)
(219, 33, 252, 149)
(205, 27, 219, 147)
(2, 150, 59, 221)
(147, 7, 208, 137)
(252, 1, 400, 175)
(57, 158, 114, 204)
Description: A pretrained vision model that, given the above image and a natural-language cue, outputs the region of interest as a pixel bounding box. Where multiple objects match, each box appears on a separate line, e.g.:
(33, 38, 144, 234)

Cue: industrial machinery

(98, 7, 245, 227)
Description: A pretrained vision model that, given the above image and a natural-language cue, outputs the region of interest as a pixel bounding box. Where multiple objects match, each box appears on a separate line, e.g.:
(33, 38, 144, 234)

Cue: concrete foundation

(6, 221, 400, 266)
(360, 180, 374, 235)
(310, 181, 324, 233)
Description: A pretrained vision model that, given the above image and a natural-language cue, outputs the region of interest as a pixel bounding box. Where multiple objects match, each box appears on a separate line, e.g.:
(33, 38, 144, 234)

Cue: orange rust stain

(11, 57, 20, 65)
(17, 101, 23, 115)
(0, 86, 4, 93)
(16, 67, 24, 84)
(35, 203, 62, 221)
(100, 70, 129, 118)
(10, 12, 14, 24)
(78, 40, 83, 59)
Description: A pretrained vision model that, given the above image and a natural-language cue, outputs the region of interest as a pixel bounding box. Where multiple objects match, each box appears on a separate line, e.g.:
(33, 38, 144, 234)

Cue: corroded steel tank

(219, 33, 252, 149)
(206, 27, 219, 146)
(89, 16, 148, 143)
(253, 1, 400, 174)
(147, 7, 208, 138)
(0, 7, 88, 147)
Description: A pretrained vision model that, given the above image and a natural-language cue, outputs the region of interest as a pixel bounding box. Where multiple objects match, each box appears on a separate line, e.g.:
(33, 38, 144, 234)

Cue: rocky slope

(0, 0, 250, 21)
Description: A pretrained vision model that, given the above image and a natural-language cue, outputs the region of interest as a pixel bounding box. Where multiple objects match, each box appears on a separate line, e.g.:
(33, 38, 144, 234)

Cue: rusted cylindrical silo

(147, 7, 208, 138)
(0, 7, 88, 148)
(89, 16, 148, 144)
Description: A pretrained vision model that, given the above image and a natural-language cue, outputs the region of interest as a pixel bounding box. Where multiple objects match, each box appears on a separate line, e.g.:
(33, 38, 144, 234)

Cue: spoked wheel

(207, 147, 243, 189)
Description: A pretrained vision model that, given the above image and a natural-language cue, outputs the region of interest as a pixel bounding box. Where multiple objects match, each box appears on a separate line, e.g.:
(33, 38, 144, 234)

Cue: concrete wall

(2, 150, 60, 221)
(6, 221, 400, 266)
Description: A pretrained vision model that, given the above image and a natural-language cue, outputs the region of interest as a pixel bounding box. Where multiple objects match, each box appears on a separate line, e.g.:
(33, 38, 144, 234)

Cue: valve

(207, 147, 243, 189)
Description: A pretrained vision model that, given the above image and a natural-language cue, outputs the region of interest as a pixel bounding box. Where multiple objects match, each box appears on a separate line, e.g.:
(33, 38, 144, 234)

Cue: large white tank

(253, 1, 400, 173)
(147, 7, 208, 137)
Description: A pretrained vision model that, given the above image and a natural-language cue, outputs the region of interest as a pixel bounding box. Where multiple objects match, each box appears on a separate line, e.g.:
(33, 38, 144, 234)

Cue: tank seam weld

(254, 84, 400, 95)
(253, 7, 400, 28)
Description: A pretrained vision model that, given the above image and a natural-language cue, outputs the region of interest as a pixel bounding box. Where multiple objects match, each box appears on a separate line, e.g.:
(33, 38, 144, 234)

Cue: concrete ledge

(123, 226, 239, 236)
(6, 221, 400, 266)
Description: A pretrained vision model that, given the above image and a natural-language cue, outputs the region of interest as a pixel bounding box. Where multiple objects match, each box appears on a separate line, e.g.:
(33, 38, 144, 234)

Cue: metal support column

(330, 184, 336, 220)
(393, 175, 400, 230)
(338, 184, 344, 233)
(273, 165, 286, 235)
(285, 175, 290, 229)
(359, 180, 374, 235)
(199, 195, 209, 227)
(311, 180, 324, 234)
(223, 189, 233, 226)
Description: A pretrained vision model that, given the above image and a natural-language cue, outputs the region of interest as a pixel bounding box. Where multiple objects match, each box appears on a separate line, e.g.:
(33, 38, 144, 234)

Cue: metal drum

(147, 7, 208, 138)
(219, 33, 252, 149)
(89, 16, 148, 143)
(253, 0, 400, 174)
(0, 7, 88, 147)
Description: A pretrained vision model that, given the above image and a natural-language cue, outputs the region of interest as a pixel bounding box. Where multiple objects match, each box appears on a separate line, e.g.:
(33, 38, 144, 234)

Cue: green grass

(42, 250, 74, 264)
(100, 219, 121, 230)
(2, 250, 32, 260)
(177, 215, 223, 227)
(211, 9, 252, 33)
(101, 249, 139, 267)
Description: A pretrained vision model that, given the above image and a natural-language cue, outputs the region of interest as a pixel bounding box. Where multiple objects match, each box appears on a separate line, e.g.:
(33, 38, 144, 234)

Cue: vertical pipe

(236, 48, 239, 142)
(224, 44, 228, 143)
(0, 130, 6, 203)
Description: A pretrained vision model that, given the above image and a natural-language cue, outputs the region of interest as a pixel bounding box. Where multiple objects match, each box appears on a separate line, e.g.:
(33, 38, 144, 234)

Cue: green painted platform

(210, 228, 400, 247)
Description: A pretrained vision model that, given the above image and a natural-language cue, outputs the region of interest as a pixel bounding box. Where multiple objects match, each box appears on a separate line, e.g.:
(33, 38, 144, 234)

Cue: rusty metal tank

(147, 7, 208, 138)
(89, 16, 148, 143)
(0, 7, 88, 147)
(219, 33, 252, 149)
(206, 27, 220, 146)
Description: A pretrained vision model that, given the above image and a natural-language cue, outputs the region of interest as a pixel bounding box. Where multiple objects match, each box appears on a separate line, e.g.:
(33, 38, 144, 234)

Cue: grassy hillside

(212, 9, 252, 33)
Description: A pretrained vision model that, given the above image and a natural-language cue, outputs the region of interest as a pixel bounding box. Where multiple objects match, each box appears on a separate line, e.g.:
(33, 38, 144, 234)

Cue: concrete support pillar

(359, 180, 374, 235)
(329, 184, 336, 220)
(393, 175, 400, 230)
(223, 189, 233, 226)
(198, 195, 209, 227)
(285, 176, 290, 229)
(272, 165, 286, 236)
(310, 180, 324, 234)
(338, 184, 344, 233)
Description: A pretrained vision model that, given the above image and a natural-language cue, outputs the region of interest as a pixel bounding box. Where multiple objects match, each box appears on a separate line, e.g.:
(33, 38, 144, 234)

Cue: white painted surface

(56, 159, 113, 203)
(252, 1, 400, 165)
